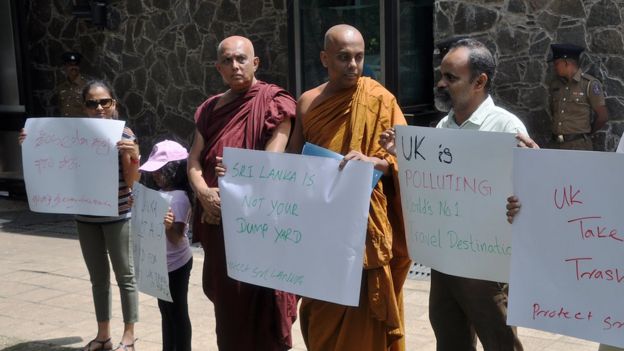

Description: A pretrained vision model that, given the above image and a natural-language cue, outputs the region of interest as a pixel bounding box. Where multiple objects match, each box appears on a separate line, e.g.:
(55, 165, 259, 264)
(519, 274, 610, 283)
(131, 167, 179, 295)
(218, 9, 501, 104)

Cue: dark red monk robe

(193, 81, 298, 351)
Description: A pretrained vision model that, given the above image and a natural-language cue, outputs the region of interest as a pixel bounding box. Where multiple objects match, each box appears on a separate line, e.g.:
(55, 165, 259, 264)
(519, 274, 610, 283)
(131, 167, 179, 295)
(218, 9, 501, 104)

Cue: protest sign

(21, 117, 124, 216)
(131, 182, 172, 302)
(508, 148, 624, 347)
(395, 125, 516, 282)
(219, 147, 372, 306)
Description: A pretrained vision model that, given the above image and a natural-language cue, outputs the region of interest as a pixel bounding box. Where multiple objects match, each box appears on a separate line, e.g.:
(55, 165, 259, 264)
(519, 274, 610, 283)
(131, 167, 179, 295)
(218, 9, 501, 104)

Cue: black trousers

(158, 258, 193, 351)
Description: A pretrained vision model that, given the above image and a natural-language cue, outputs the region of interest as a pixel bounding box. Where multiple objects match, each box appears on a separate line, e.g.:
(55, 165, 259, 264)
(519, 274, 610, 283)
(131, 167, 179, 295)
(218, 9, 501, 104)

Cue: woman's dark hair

(81, 79, 117, 102)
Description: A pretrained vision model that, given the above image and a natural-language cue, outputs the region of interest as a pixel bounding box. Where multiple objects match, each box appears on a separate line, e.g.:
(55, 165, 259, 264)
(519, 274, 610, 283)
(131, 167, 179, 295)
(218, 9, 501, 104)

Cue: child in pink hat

(139, 140, 193, 351)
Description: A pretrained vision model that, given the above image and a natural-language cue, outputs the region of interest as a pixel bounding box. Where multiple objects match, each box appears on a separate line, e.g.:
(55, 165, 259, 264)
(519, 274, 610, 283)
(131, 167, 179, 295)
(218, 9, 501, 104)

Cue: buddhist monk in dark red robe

(187, 35, 297, 351)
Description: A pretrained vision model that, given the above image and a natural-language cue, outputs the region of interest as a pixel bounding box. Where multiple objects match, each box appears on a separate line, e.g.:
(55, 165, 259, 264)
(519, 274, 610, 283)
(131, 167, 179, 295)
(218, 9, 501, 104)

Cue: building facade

(20, 0, 624, 155)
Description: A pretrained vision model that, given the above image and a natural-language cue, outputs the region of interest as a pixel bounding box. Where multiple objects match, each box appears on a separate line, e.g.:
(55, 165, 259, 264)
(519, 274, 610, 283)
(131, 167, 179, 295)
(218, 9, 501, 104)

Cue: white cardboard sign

(508, 148, 624, 347)
(131, 182, 172, 302)
(21, 117, 124, 216)
(395, 125, 516, 282)
(219, 148, 373, 306)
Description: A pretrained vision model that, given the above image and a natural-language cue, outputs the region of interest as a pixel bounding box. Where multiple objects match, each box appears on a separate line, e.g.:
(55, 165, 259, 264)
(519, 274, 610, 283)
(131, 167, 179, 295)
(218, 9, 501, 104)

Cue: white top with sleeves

(436, 95, 528, 134)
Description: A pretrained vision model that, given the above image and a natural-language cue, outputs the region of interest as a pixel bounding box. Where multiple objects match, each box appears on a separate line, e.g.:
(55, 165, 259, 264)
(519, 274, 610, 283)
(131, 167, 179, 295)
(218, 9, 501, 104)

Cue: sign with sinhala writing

(219, 147, 373, 306)
(395, 125, 516, 282)
(508, 148, 624, 347)
(21, 117, 124, 216)
(131, 182, 172, 302)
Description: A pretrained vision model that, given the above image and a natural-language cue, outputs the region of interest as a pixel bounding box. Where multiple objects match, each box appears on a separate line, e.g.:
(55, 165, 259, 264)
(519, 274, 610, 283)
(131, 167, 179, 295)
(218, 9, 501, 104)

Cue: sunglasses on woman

(84, 98, 114, 109)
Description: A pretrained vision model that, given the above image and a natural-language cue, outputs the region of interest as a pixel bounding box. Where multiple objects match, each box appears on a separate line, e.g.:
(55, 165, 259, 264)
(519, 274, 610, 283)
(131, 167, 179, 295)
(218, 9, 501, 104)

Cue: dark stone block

(186, 54, 204, 86)
(453, 4, 498, 33)
(217, 0, 240, 22)
(153, 0, 171, 11)
(135, 68, 147, 92)
(144, 22, 160, 42)
(107, 37, 124, 54)
(590, 29, 624, 54)
(524, 60, 545, 83)
(496, 27, 530, 55)
(153, 11, 171, 31)
(125, 92, 144, 117)
(184, 24, 201, 50)
(61, 18, 77, 39)
(493, 59, 522, 86)
(167, 52, 185, 86)
(48, 39, 66, 66)
(548, 0, 586, 18)
(182, 88, 206, 110)
(529, 31, 551, 57)
(134, 18, 144, 38)
(587, 0, 622, 27)
(605, 57, 624, 77)
(606, 97, 624, 121)
(160, 31, 177, 51)
(519, 86, 548, 110)
(163, 112, 195, 139)
(241, 0, 263, 22)
(201, 35, 219, 62)
(127, 0, 143, 15)
(537, 11, 560, 33)
(193, 1, 217, 30)
(251, 18, 276, 35)
(165, 86, 183, 108)
(273, 0, 284, 10)
(108, 6, 122, 30)
(32, 0, 52, 23)
(114, 73, 132, 97)
(604, 77, 624, 97)
(205, 67, 225, 94)
(151, 60, 170, 87)
(122, 54, 143, 70)
(49, 18, 64, 38)
(494, 88, 519, 106)
(507, 0, 526, 13)
(144, 81, 158, 107)
(555, 24, 587, 48)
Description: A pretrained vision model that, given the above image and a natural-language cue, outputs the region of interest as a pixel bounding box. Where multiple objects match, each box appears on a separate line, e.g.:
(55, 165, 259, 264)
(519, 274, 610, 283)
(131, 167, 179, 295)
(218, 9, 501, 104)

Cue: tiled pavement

(0, 197, 599, 350)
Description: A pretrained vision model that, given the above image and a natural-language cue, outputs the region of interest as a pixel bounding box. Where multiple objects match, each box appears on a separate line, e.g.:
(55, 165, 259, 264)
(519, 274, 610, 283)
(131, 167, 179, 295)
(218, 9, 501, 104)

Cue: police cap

(549, 43, 584, 62)
(62, 52, 81, 65)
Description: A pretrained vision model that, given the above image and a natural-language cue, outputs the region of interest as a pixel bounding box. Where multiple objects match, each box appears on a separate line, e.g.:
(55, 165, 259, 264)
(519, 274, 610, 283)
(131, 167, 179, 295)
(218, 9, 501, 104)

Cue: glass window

(297, 0, 382, 93)
(398, 0, 434, 109)
(291, 0, 435, 117)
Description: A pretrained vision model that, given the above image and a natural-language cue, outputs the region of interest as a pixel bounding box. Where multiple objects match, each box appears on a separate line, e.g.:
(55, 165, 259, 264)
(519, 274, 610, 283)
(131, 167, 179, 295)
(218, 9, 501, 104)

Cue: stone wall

(434, 0, 624, 150)
(26, 0, 289, 154)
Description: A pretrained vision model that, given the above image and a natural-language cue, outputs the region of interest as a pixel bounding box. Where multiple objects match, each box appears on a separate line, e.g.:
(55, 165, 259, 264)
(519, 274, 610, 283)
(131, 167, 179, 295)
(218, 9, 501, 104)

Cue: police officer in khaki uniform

(55, 52, 88, 117)
(548, 43, 608, 150)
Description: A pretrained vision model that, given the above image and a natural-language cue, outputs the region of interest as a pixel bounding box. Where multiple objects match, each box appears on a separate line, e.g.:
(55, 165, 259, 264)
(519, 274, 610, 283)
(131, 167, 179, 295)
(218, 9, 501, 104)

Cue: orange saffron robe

(299, 77, 411, 351)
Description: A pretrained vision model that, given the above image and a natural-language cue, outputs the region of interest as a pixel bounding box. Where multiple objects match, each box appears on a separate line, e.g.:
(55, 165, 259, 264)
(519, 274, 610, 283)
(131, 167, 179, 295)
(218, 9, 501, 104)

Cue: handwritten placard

(508, 148, 624, 347)
(395, 125, 516, 282)
(219, 147, 373, 306)
(21, 117, 124, 216)
(131, 182, 172, 302)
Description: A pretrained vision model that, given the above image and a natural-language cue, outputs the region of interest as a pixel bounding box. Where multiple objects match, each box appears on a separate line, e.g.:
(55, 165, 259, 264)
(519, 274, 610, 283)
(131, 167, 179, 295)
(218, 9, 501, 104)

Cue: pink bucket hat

(139, 140, 188, 172)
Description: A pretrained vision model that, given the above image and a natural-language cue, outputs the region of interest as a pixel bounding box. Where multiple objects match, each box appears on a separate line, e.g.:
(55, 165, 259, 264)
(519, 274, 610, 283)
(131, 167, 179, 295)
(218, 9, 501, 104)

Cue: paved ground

(0, 197, 599, 350)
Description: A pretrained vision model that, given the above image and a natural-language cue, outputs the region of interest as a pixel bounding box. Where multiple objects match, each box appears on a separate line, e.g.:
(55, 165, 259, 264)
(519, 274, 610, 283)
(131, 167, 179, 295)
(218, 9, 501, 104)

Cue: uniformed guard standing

(548, 43, 609, 150)
(55, 52, 88, 117)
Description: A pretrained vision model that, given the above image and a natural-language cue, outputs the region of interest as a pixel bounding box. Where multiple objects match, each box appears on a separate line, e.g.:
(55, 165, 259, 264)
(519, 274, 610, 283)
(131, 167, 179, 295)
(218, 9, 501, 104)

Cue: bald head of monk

(216, 36, 259, 93)
(321, 24, 365, 90)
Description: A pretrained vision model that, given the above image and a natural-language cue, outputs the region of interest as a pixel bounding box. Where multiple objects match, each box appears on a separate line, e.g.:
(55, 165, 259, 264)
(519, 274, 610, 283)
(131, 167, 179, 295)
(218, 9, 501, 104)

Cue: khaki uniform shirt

(550, 69, 605, 135)
(56, 76, 87, 117)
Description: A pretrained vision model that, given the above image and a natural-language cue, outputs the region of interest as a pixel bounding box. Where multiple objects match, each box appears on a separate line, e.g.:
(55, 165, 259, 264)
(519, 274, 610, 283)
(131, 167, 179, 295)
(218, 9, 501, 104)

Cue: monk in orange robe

(288, 24, 411, 351)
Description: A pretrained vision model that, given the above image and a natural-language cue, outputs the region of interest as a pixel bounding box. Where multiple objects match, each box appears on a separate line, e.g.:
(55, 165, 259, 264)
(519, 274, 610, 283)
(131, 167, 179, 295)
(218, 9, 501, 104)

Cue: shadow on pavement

(0, 198, 77, 240)
(1, 336, 83, 351)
